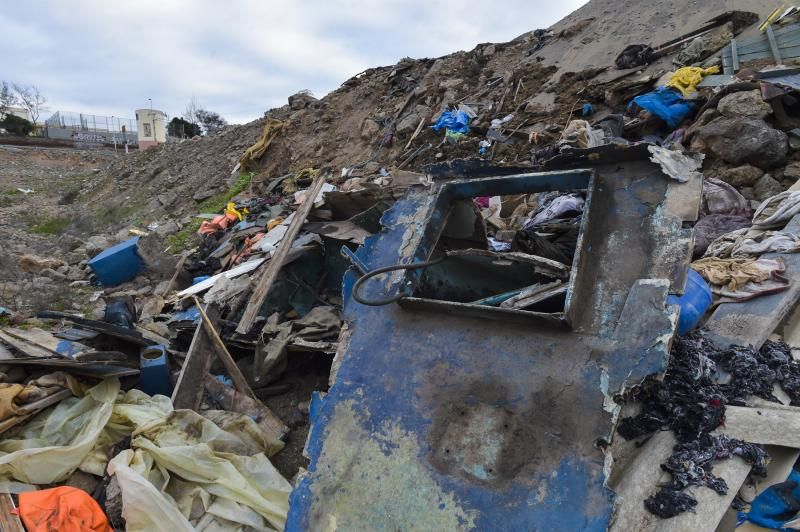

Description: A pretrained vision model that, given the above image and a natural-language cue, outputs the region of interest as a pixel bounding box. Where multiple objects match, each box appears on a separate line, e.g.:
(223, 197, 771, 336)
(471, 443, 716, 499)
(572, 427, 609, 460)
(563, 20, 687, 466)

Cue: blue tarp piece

(582, 103, 594, 117)
(87, 237, 145, 286)
(740, 469, 800, 531)
(167, 305, 201, 325)
(431, 110, 470, 134)
(631, 87, 694, 128)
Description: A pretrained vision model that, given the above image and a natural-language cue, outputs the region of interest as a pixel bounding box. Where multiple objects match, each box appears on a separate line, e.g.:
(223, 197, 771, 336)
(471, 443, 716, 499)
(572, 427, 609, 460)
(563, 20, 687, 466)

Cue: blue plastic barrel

(667, 269, 712, 336)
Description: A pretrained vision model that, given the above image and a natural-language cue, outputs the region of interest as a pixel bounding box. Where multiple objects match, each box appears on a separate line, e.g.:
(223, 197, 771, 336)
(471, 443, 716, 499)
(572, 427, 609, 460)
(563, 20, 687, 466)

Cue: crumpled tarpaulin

(108, 409, 291, 531)
(691, 256, 789, 302)
(666, 65, 720, 97)
(255, 306, 341, 385)
(631, 87, 695, 128)
(239, 118, 288, 171)
(431, 110, 470, 134)
(18, 486, 111, 532)
(753, 191, 800, 229)
(705, 227, 800, 258)
(703, 177, 750, 216)
(0, 380, 171, 491)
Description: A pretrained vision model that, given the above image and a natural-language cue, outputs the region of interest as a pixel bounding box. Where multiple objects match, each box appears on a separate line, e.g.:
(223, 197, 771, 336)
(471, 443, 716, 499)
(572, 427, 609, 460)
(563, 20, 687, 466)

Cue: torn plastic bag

(631, 87, 694, 128)
(615, 44, 655, 69)
(740, 469, 800, 530)
(431, 110, 470, 134)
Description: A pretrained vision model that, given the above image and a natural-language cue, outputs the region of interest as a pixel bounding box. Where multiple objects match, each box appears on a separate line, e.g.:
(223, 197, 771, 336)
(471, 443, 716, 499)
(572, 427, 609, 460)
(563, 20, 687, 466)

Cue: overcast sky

(2, 1, 586, 125)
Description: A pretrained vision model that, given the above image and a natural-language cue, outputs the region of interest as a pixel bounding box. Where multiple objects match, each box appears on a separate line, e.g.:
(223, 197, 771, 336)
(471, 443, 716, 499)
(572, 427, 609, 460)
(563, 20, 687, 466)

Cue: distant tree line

(0, 81, 48, 135)
(170, 95, 227, 137)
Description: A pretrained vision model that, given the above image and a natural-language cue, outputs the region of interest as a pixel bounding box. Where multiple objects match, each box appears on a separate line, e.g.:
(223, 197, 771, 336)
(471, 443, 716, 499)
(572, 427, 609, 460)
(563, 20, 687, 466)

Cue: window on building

(143, 123, 152, 137)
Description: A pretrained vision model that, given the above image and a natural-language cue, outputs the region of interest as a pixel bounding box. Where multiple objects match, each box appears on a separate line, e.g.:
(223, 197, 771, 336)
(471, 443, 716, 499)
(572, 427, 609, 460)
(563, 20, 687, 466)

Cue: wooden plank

(194, 297, 256, 400)
(705, 215, 800, 350)
(171, 305, 220, 410)
(0, 388, 73, 436)
(0, 493, 25, 532)
(0, 358, 139, 378)
(36, 311, 151, 347)
(0, 342, 15, 360)
(0, 330, 53, 358)
(767, 25, 783, 63)
(716, 404, 800, 446)
(160, 249, 190, 295)
(204, 374, 289, 443)
(236, 174, 328, 334)
(3, 327, 88, 359)
(731, 38, 739, 72)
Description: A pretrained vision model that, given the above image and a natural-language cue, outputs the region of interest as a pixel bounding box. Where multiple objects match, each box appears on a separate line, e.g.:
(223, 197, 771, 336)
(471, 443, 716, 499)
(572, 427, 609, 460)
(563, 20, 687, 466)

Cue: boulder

(719, 165, 763, 187)
(784, 161, 800, 181)
(753, 174, 784, 201)
(396, 113, 421, 135)
(717, 90, 772, 119)
(85, 235, 112, 256)
(154, 220, 179, 237)
(690, 117, 788, 169)
(288, 91, 318, 110)
(360, 118, 380, 140)
(17, 254, 66, 273)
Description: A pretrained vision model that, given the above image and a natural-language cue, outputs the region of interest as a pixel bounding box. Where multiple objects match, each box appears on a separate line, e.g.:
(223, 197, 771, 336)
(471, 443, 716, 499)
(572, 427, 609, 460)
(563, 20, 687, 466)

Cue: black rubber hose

(352, 255, 448, 306)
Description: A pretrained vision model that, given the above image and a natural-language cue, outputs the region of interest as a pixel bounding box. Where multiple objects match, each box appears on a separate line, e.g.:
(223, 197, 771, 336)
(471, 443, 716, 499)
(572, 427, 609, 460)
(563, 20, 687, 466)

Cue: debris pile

(11, 0, 800, 530)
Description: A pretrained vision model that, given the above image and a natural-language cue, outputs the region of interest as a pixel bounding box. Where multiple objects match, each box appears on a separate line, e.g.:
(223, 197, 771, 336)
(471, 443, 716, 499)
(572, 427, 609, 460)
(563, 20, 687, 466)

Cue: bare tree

(11, 83, 47, 124)
(0, 82, 17, 115)
(182, 95, 201, 128)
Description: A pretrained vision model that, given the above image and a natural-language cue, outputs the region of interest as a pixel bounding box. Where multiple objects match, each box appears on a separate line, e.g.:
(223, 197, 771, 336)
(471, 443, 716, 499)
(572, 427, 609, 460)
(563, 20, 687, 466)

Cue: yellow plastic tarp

(0, 380, 172, 491)
(109, 409, 291, 531)
(666, 66, 721, 97)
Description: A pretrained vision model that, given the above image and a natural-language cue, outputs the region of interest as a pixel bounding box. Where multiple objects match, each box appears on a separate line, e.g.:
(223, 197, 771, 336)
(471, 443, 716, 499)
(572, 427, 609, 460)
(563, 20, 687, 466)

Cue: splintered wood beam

(194, 297, 256, 400)
(236, 173, 327, 334)
(171, 305, 220, 410)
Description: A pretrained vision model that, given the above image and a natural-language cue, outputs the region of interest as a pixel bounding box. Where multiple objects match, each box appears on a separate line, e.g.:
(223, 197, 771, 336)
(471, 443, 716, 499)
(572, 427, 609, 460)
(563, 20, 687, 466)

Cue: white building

(135, 108, 166, 150)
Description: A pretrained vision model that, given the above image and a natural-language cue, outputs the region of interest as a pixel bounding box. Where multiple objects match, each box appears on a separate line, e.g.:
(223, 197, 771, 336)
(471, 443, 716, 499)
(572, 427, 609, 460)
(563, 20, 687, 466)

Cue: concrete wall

(45, 126, 138, 146)
(136, 109, 166, 150)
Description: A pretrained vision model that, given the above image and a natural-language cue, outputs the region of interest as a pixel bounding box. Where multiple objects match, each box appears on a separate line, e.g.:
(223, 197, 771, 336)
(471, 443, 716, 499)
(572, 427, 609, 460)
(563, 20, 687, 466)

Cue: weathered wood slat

(171, 305, 220, 410)
(236, 174, 328, 334)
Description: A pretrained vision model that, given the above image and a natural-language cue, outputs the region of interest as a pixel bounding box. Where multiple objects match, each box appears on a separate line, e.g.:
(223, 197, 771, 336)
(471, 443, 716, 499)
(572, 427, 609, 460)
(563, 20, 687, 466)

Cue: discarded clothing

(525, 193, 584, 228)
(666, 65, 721, 97)
(618, 332, 773, 517)
(255, 306, 341, 385)
(702, 177, 750, 217)
(631, 87, 695, 128)
(691, 256, 789, 302)
(693, 215, 751, 258)
(614, 44, 655, 69)
(741, 469, 800, 530)
(705, 228, 800, 259)
(108, 409, 291, 531)
(649, 145, 703, 183)
(431, 110, 470, 135)
(18, 486, 111, 532)
(753, 191, 800, 229)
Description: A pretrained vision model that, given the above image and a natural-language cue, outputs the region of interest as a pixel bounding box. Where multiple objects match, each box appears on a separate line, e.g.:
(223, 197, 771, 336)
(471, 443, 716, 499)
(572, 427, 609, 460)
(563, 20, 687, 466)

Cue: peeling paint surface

(288, 160, 696, 530)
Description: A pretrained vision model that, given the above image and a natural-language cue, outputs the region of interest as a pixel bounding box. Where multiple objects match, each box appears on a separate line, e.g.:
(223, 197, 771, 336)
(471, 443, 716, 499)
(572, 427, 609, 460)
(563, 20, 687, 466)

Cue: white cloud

(0, 0, 586, 124)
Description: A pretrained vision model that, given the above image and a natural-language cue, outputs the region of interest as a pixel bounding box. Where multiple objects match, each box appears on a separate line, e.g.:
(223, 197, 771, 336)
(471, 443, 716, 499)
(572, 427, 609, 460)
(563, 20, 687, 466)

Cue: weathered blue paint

(290, 160, 695, 530)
